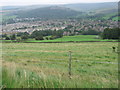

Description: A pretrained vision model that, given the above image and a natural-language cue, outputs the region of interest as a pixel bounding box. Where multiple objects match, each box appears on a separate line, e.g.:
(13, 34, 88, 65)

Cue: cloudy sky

(0, 0, 119, 6)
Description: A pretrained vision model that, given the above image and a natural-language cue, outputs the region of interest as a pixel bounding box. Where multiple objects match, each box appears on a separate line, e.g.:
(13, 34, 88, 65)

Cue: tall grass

(2, 42, 118, 88)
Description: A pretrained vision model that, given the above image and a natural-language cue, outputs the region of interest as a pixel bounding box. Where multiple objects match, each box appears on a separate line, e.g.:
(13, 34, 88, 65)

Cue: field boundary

(24, 41, 119, 43)
(1, 41, 119, 43)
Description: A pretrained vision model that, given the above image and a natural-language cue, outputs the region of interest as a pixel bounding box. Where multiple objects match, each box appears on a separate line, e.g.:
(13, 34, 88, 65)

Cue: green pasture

(25, 35, 117, 43)
(2, 42, 118, 88)
(103, 13, 119, 21)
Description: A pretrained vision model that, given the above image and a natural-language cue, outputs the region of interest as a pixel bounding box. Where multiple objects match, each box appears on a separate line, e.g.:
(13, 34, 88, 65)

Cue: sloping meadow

(2, 42, 118, 88)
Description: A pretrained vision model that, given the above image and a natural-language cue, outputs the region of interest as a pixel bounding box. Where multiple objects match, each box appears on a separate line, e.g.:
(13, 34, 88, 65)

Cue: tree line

(101, 28, 120, 39)
(2, 29, 64, 41)
(1, 27, 120, 41)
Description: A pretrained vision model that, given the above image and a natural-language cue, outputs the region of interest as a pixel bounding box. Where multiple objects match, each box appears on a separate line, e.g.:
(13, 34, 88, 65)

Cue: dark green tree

(101, 28, 120, 39)
(2, 34, 7, 38)
(21, 35, 29, 40)
(82, 29, 100, 35)
(5, 36, 10, 40)
(35, 35, 44, 40)
(10, 34, 16, 40)
(17, 32, 24, 37)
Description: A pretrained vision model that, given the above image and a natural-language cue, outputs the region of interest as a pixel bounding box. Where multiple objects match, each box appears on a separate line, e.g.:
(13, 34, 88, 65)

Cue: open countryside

(1, 1, 119, 89)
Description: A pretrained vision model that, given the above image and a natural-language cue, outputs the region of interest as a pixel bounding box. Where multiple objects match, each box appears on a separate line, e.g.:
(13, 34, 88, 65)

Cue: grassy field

(2, 35, 117, 43)
(112, 17, 119, 21)
(2, 42, 118, 88)
(25, 35, 117, 43)
(102, 13, 119, 21)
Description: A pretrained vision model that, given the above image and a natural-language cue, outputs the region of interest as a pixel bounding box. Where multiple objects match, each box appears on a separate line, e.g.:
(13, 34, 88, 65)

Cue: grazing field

(2, 35, 117, 43)
(112, 17, 119, 21)
(2, 42, 118, 88)
(102, 13, 119, 21)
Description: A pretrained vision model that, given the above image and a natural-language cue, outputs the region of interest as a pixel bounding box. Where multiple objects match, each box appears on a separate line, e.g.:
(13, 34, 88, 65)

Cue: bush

(5, 36, 10, 40)
(17, 32, 24, 37)
(21, 35, 29, 40)
(82, 30, 100, 35)
(45, 37, 49, 40)
(2, 34, 7, 38)
(49, 36, 58, 40)
(17, 32, 29, 37)
(10, 34, 16, 40)
(35, 35, 44, 40)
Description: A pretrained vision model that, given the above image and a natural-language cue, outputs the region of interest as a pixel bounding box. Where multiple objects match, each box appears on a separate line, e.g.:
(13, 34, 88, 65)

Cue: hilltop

(15, 6, 82, 19)
(63, 2, 118, 11)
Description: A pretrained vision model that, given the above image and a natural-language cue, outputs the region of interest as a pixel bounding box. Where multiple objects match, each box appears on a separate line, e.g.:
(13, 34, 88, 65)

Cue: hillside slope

(63, 2, 118, 12)
(15, 6, 82, 19)
(1, 2, 119, 22)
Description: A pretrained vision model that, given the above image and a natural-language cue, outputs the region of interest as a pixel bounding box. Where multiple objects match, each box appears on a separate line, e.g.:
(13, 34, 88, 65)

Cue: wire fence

(2, 43, 119, 77)
(22, 59, 119, 64)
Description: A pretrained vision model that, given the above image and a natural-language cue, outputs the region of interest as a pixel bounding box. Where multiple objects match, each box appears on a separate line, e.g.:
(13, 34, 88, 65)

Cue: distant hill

(14, 6, 82, 19)
(0, 6, 22, 10)
(1, 5, 53, 10)
(62, 2, 119, 20)
(1, 2, 119, 21)
(63, 2, 118, 12)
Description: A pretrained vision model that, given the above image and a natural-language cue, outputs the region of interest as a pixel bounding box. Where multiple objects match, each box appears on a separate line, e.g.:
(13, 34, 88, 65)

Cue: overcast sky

(0, 0, 119, 6)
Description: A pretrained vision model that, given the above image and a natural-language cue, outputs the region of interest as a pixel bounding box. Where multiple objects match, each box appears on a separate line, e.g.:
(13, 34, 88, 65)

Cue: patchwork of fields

(2, 42, 118, 88)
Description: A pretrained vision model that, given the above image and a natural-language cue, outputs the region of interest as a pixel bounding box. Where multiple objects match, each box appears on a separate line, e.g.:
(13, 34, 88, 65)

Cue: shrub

(35, 35, 44, 40)
(82, 30, 100, 35)
(5, 36, 10, 40)
(45, 37, 49, 40)
(21, 35, 29, 40)
(10, 34, 16, 40)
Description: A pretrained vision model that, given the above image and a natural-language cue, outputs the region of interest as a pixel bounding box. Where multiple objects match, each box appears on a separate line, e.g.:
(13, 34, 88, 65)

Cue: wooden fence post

(68, 51, 72, 76)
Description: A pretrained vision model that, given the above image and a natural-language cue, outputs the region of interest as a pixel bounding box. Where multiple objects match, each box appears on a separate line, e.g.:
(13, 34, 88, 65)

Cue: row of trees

(63, 27, 120, 39)
(30, 30, 63, 40)
(2, 27, 119, 41)
(2, 32, 29, 41)
(2, 29, 64, 41)
(63, 25, 101, 36)
(82, 29, 101, 35)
